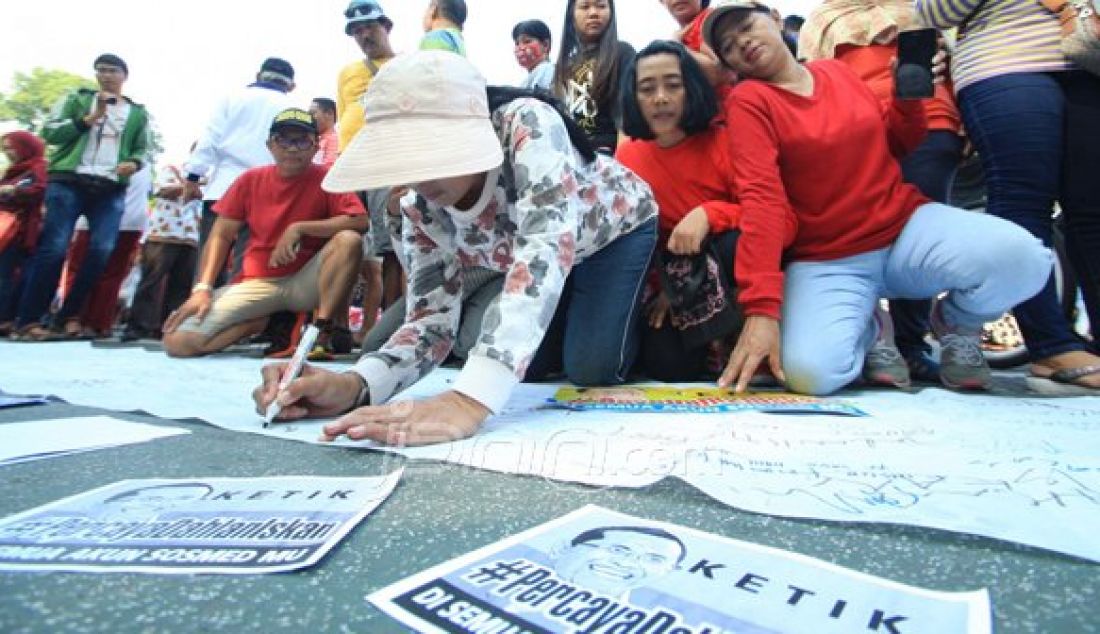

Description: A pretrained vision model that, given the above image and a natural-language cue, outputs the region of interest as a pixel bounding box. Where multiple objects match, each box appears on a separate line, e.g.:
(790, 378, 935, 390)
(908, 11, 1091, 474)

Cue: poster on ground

(0, 472, 401, 574)
(551, 387, 866, 416)
(369, 505, 990, 634)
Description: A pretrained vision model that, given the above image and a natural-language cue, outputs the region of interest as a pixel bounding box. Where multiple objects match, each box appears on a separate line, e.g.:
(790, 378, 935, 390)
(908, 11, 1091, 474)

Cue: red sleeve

(211, 171, 251, 222)
(725, 89, 799, 320)
(701, 201, 741, 234)
(327, 191, 366, 218)
(883, 97, 928, 159)
(6, 162, 47, 211)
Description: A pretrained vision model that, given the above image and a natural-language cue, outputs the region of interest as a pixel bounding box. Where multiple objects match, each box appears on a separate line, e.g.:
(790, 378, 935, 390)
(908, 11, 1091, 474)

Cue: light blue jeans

(780, 203, 1052, 395)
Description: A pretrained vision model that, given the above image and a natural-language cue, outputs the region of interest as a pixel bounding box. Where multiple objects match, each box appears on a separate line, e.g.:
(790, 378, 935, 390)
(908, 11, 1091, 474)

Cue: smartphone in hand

(894, 28, 937, 100)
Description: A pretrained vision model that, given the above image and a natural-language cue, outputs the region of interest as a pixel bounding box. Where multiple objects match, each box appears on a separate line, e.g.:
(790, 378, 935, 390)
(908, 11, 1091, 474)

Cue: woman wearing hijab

(0, 131, 47, 336)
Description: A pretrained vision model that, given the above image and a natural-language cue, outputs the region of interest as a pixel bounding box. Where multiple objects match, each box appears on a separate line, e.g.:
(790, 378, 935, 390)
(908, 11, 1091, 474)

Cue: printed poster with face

(0, 472, 401, 574)
(369, 505, 990, 634)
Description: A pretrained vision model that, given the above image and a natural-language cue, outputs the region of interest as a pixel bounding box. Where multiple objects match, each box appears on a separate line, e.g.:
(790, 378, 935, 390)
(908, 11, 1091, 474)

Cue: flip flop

(1026, 365, 1100, 397)
(10, 324, 63, 342)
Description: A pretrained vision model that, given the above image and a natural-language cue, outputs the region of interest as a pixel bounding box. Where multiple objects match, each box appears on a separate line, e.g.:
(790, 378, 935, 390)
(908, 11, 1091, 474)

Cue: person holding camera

(702, 0, 1052, 395)
(11, 53, 150, 341)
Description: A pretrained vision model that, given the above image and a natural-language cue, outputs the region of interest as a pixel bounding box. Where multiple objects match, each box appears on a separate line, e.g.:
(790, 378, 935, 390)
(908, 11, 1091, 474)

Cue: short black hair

(94, 53, 128, 76)
(435, 0, 467, 28)
(512, 19, 552, 45)
(570, 525, 688, 565)
(311, 97, 337, 117)
(620, 40, 718, 141)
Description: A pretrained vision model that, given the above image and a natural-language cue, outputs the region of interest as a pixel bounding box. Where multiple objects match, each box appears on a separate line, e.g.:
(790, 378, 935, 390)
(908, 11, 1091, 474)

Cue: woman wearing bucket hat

(253, 51, 658, 446)
(702, 0, 1053, 396)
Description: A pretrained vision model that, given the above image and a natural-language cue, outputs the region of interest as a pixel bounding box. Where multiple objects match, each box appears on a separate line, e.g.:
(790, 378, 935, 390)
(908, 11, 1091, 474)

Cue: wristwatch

(192, 282, 214, 294)
(350, 373, 371, 408)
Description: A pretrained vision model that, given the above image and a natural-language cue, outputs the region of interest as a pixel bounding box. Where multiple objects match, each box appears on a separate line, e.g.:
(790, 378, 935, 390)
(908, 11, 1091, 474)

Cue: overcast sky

(0, 0, 818, 164)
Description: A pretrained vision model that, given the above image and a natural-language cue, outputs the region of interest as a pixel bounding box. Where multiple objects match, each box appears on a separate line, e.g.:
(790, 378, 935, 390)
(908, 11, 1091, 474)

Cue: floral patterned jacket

(352, 98, 657, 413)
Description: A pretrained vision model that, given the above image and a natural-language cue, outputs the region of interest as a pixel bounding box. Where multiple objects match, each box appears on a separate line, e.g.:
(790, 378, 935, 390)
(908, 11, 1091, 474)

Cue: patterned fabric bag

(1040, 0, 1100, 75)
(658, 241, 743, 351)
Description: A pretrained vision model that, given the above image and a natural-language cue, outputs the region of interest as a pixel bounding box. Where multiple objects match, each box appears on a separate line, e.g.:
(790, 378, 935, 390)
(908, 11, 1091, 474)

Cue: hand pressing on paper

(320, 391, 490, 447)
(252, 363, 362, 421)
(269, 223, 302, 268)
(719, 314, 786, 393)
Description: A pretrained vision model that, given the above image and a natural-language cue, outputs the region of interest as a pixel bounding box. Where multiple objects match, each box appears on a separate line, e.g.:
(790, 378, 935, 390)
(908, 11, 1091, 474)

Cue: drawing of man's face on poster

(551, 526, 685, 598)
(100, 483, 213, 521)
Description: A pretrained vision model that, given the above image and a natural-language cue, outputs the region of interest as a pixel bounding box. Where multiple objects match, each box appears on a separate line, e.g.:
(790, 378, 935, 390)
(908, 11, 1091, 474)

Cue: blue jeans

(15, 180, 125, 328)
(0, 244, 29, 323)
(527, 219, 656, 384)
(781, 204, 1051, 395)
(959, 71, 1100, 359)
(892, 129, 965, 359)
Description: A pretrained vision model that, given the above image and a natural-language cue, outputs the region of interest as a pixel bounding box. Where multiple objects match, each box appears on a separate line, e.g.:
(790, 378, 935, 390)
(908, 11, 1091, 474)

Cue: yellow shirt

(336, 56, 393, 152)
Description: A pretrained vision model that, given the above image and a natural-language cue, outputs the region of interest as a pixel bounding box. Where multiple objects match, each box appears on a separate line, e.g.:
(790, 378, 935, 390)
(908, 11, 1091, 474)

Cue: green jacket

(41, 88, 150, 185)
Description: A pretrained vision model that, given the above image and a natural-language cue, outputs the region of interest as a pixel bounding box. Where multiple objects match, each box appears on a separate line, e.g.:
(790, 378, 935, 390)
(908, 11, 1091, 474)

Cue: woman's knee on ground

(563, 349, 632, 387)
(781, 342, 860, 396)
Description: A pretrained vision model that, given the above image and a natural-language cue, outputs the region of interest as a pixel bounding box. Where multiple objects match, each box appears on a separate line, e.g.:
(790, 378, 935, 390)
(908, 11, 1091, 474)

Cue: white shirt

(184, 84, 294, 201)
(76, 100, 131, 181)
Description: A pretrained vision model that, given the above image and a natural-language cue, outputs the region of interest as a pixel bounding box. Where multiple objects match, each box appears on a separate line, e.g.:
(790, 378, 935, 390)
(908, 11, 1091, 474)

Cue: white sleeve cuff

(452, 355, 520, 414)
(351, 356, 400, 406)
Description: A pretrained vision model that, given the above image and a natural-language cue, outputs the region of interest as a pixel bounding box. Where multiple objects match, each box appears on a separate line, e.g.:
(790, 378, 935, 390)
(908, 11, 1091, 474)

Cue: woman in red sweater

(616, 40, 742, 380)
(702, 0, 1052, 395)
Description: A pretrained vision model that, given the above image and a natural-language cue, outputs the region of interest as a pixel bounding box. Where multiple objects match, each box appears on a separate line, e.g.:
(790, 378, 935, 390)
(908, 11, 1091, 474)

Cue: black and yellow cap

(270, 108, 318, 135)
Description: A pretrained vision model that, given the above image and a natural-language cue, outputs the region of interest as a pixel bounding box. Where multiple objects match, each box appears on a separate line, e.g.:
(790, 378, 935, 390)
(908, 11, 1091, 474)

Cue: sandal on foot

(1026, 365, 1100, 396)
(11, 324, 61, 342)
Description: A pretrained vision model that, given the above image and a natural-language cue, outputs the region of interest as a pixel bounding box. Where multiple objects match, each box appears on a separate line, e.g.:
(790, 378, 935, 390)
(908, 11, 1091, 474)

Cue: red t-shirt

(213, 164, 365, 280)
(615, 126, 740, 248)
(725, 60, 930, 320)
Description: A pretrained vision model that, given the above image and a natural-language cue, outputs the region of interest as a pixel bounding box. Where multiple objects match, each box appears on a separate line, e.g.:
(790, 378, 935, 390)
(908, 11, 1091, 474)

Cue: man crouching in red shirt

(163, 108, 367, 358)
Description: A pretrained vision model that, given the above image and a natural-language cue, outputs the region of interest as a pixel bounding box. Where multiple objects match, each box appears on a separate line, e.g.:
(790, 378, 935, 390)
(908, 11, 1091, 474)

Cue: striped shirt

(916, 0, 1072, 91)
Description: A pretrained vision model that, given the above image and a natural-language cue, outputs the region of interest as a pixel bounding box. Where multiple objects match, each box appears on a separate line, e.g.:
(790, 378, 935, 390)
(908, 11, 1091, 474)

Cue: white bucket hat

(323, 51, 505, 193)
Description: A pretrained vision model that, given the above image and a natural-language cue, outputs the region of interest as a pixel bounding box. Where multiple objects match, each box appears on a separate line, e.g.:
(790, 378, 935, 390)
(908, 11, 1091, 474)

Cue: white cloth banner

(369, 505, 992, 634)
(2, 342, 1099, 562)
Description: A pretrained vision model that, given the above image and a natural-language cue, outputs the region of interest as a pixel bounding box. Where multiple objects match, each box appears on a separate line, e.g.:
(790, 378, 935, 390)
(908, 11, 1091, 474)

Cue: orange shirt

(835, 43, 960, 134)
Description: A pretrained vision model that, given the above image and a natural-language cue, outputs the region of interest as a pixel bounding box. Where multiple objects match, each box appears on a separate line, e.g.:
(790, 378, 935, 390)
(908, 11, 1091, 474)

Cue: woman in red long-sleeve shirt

(616, 40, 742, 380)
(702, 0, 1052, 396)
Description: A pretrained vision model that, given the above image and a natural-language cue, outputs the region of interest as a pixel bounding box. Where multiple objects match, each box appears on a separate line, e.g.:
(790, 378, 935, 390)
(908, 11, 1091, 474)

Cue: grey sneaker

(864, 341, 912, 388)
(938, 333, 992, 390)
(932, 303, 993, 390)
(863, 305, 911, 388)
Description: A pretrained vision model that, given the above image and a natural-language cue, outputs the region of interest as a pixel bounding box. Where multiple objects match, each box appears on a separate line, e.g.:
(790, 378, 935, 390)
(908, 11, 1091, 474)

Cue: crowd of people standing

(1, 0, 1097, 447)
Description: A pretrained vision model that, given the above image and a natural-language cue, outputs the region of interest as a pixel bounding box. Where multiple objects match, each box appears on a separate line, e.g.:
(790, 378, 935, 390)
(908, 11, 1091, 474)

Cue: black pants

(640, 230, 740, 382)
(128, 241, 198, 335)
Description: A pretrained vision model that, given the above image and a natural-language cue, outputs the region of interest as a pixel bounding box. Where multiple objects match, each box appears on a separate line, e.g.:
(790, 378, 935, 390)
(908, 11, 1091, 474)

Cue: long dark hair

(553, 0, 623, 109)
(486, 86, 598, 164)
(620, 40, 719, 141)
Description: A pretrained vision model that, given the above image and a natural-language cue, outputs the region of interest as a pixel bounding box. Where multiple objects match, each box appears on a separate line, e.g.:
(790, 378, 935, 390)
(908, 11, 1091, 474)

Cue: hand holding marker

(263, 324, 320, 427)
